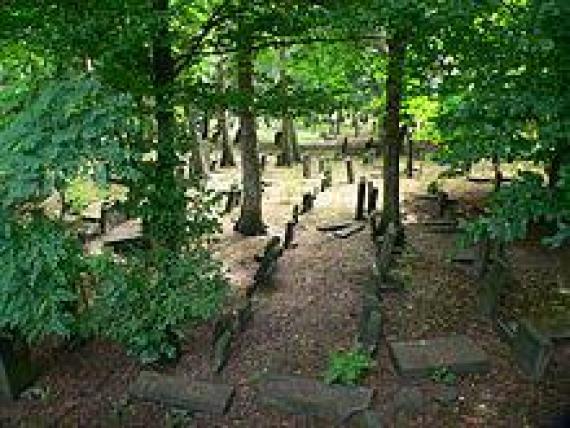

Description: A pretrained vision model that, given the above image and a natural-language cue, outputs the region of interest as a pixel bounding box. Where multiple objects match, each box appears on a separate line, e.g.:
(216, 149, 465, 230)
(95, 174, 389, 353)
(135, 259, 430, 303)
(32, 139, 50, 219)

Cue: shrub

(324, 349, 374, 386)
(88, 248, 228, 364)
(0, 213, 86, 343)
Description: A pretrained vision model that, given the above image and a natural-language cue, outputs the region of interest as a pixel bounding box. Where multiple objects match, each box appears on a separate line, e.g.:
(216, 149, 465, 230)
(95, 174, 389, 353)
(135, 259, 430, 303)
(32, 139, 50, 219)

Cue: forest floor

(0, 153, 568, 427)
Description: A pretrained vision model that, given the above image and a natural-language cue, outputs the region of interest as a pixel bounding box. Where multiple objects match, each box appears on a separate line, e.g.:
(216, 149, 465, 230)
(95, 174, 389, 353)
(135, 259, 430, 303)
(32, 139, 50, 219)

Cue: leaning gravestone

(510, 320, 554, 381)
(256, 374, 373, 423)
(388, 335, 489, 378)
(129, 371, 235, 415)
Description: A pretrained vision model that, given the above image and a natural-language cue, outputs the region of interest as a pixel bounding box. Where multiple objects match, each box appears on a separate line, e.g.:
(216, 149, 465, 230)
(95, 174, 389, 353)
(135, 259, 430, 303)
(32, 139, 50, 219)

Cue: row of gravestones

(469, 240, 567, 381)
(417, 188, 564, 383)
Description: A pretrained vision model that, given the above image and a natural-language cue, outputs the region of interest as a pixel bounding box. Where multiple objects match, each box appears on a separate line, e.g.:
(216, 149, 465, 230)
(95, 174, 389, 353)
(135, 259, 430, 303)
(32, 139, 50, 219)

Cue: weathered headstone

(341, 137, 349, 156)
(355, 177, 366, 221)
(367, 182, 378, 214)
(346, 158, 355, 184)
(511, 320, 554, 381)
(333, 223, 365, 239)
(284, 221, 295, 249)
(388, 335, 489, 378)
(292, 205, 300, 224)
(302, 155, 312, 179)
(253, 236, 283, 290)
(324, 169, 333, 189)
(318, 158, 326, 173)
(129, 371, 235, 415)
(256, 374, 373, 422)
(302, 192, 314, 214)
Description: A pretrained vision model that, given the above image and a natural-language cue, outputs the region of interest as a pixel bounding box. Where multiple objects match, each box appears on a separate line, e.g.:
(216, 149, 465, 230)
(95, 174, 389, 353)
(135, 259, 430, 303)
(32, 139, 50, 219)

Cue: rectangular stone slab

(129, 371, 234, 415)
(389, 335, 489, 378)
(316, 221, 354, 232)
(333, 223, 365, 239)
(257, 374, 373, 421)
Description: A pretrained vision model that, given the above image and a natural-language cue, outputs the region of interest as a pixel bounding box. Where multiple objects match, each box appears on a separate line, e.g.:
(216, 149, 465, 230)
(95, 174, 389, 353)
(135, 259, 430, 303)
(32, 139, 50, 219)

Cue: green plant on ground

(66, 177, 110, 214)
(430, 367, 457, 385)
(324, 348, 374, 386)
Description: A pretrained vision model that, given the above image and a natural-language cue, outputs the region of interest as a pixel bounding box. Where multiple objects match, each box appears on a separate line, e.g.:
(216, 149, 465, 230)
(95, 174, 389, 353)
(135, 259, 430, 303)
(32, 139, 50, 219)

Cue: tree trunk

(186, 105, 207, 177)
(380, 38, 405, 236)
(235, 40, 265, 236)
(146, 0, 187, 250)
(217, 59, 235, 167)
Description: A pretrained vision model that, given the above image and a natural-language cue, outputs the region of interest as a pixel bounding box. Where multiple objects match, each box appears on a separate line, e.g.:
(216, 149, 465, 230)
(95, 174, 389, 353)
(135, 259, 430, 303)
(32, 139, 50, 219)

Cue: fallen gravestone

(511, 320, 554, 381)
(316, 220, 354, 232)
(388, 335, 489, 378)
(129, 371, 235, 415)
(333, 223, 365, 239)
(256, 374, 373, 422)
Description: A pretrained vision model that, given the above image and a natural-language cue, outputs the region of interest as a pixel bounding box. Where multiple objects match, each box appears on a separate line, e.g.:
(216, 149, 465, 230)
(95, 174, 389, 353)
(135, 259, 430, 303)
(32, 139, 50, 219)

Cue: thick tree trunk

(217, 59, 235, 167)
(235, 42, 265, 236)
(380, 38, 405, 236)
(186, 106, 207, 177)
(147, 0, 186, 250)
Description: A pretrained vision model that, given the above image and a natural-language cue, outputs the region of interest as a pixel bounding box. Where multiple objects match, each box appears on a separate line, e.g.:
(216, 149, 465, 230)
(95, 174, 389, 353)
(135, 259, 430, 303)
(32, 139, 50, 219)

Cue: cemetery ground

(0, 148, 568, 427)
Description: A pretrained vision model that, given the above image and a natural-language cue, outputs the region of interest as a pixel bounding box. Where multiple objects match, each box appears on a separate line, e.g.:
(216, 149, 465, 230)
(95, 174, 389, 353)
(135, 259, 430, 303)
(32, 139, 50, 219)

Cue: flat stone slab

(451, 247, 477, 264)
(316, 220, 354, 232)
(257, 374, 373, 422)
(129, 371, 234, 415)
(388, 335, 489, 378)
(333, 223, 365, 239)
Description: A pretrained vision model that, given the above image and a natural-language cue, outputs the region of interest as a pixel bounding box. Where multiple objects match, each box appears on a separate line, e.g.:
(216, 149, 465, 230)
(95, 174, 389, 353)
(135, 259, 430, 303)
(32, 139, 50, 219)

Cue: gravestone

(341, 137, 349, 156)
(302, 192, 314, 214)
(388, 335, 489, 378)
(256, 374, 373, 422)
(318, 158, 325, 173)
(0, 338, 37, 400)
(129, 371, 235, 415)
(292, 205, 300, 224)
(323, 169, 333, 189)
(302, 155, 312, 179)
(253, 236, 283, 290)
(333, 223, 365, 239)
(355, 177, 366, 221)
(511, 320, 554, 381)
(284, 221, 295, 249)
(316, 220, 354, 232)
(346, 158, 355, 184)
(367, 182, 377, 215)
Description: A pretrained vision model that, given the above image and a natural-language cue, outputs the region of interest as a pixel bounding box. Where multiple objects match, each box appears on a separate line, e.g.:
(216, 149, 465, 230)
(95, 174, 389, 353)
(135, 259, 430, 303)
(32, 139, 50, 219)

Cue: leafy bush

(324, 349, 374, 386)
(0, 214, 86, 343)
(88, 248, 228, 364)
(463, 169, 570, 247)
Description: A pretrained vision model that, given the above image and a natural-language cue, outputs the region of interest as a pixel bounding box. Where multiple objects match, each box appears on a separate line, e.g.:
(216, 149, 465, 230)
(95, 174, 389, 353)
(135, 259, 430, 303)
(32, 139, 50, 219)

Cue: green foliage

(88, 248, 228, 364)
(324, 348, 374, 386)
(430, 367, 457, 385)
(0, 74, 136, 209)
(0, 214, 85, 343)
(463, 168, 570, 248)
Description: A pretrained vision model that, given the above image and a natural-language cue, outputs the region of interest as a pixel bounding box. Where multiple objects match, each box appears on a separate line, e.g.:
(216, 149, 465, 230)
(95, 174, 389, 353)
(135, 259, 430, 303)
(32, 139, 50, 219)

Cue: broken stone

(256, 374, 373, 422)
(129, 371, 235, 415)
(389, 335, 489, 378)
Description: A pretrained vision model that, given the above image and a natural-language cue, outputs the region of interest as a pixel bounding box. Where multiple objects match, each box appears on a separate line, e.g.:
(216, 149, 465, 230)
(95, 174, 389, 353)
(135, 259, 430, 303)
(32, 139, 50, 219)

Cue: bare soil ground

(0, 154, 568, 427)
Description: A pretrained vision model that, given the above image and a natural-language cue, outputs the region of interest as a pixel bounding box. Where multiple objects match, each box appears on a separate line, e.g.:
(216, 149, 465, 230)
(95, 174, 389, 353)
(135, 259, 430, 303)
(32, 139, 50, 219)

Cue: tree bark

(146, 0, 187, 250)
(235, 40, 265, 236)
(217, 58, 235, 167)
(380, 38, 405, 236)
